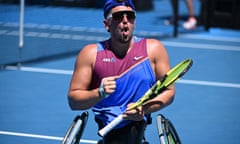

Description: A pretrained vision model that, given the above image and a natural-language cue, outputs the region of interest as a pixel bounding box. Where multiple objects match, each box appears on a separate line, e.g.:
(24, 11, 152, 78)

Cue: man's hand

(99, 76, 119, 98)
(123, 103, 145, 121)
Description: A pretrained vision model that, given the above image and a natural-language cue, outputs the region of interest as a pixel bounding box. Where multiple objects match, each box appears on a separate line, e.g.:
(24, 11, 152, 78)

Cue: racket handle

(98, 114, 124, 137)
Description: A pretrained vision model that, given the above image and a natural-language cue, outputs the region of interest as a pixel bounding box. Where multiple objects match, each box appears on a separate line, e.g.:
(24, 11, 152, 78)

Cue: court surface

(1, 1, 240, 144)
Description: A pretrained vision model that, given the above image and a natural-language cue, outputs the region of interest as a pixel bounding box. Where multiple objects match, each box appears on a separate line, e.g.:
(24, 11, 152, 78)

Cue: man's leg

(183, 0, 197, 29)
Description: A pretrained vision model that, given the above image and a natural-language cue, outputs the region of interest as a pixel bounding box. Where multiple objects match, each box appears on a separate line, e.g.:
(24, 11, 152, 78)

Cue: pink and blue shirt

(91, 37, 156, 129)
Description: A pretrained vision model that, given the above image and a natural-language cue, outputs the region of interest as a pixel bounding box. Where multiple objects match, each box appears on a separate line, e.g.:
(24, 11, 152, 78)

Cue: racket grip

(98, 114, 124, 137)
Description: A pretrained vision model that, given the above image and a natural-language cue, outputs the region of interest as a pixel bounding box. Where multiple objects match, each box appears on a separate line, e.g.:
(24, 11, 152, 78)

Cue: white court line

(180, 34, 240, 43)
(178, 79, 240, 89)
(5, 66, 240, 89)
(0, 130, 98, 144)
(2, 21, 240, 43)
(2, 30, 240, 51)
(2, 21, 240, 51)
(5, 65, 73, 75)
(161, 41, 240, 51)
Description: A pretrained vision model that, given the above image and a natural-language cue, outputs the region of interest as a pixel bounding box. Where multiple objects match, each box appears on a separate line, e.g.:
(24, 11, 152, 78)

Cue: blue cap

(103, 0, 135, 18)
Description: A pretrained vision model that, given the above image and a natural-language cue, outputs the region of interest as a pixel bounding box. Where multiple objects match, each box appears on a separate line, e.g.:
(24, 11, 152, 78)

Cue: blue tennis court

(1, 1, 240, 144)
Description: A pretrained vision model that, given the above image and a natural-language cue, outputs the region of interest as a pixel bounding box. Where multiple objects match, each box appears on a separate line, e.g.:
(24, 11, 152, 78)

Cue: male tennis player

(68, 0, 175, 143)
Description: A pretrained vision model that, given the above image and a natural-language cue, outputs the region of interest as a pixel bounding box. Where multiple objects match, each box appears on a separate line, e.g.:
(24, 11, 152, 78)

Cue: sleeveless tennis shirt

(92, 37, 156, 129)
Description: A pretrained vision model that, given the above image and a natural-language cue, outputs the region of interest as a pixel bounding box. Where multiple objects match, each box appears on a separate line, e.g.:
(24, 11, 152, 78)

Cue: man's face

(105, 6, 136, 43)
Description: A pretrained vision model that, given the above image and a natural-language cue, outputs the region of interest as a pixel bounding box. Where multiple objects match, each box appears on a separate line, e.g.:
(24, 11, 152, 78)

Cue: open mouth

(121, 27, 130, 36)
(124, 27, 129, 31)
(121, 27, 129, 32)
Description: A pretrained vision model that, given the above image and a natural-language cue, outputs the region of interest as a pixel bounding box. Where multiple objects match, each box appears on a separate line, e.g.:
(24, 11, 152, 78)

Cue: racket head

(157, 114, 181, 144)
(163, 59, 193, 87)
(62, 111, 88, 144)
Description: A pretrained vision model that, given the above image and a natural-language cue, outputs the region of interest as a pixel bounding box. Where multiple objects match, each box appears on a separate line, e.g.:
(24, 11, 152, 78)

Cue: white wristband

(98, 79, 109, 98)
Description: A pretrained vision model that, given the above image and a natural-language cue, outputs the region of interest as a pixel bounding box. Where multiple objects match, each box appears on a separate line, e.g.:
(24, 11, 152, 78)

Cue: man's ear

(103, 19, 110, 32)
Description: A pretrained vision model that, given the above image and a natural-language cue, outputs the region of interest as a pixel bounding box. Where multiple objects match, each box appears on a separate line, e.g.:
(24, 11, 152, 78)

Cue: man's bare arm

(68, 44, 101, 110)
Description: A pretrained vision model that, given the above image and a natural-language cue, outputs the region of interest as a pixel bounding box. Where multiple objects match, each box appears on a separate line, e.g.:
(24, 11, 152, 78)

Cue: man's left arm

(143, 38, 175, 114)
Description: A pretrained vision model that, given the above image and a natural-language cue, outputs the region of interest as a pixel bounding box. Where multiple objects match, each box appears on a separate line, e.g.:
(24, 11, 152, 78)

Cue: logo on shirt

(102, 57, 116, 62)
(133, 56, 143, 61)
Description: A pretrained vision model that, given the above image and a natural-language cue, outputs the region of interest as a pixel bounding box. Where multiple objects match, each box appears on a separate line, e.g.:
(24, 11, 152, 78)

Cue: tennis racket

(98, 59, 193, 137)
(157, 114, 181, 144)
(62, 111, 88, 144)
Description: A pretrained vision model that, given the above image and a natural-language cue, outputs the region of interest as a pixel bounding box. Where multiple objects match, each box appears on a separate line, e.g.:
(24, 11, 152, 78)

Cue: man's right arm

(68, 44, 102, 110)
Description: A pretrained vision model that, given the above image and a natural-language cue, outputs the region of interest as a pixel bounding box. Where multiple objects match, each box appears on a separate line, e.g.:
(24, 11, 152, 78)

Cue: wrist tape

(98, 80, 109, 98)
